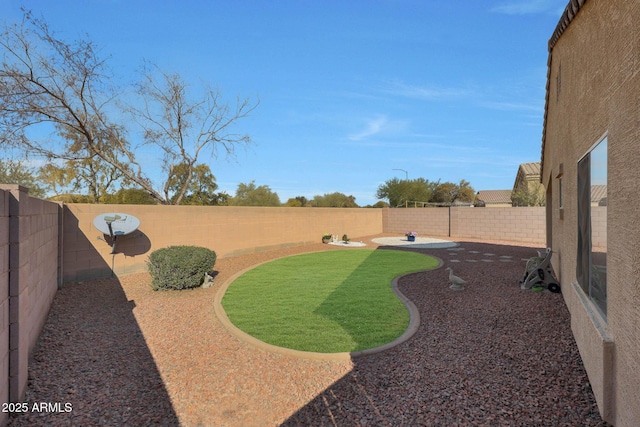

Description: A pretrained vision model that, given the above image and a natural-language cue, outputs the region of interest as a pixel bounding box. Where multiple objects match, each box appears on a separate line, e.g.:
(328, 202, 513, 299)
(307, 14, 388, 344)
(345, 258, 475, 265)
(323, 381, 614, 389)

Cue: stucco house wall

(512, 162, 545, 206)
(541, 0, 640, 424)
(512, 162, 541, 193)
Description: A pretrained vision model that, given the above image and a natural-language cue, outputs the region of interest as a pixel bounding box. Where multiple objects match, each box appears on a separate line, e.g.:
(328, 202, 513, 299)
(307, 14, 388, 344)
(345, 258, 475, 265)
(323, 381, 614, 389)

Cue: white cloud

(480, 100, 543, 112)
(490, 0, 564, 15)
(348, 115, 408, 141)
(381, 80, 470, 100)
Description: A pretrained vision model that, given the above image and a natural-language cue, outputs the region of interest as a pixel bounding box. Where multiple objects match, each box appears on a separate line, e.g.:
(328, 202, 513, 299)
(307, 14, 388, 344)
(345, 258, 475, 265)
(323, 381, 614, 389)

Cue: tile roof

(541, 0, 589, 176)
(591, 185, 607, 204)
(519, 162, 541, 177)
(476, 190, 513, 205)
(548, 0, 589, 51)
(513, 162, 542, 192)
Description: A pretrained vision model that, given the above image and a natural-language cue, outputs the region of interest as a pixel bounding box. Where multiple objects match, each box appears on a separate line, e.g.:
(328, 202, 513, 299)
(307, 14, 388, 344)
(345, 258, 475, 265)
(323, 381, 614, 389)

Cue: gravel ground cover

(8, 234, 608, 426)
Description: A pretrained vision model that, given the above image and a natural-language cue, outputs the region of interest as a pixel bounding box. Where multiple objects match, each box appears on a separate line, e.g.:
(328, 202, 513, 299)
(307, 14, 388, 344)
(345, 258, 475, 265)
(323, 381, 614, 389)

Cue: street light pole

(392, 168, 408, 180)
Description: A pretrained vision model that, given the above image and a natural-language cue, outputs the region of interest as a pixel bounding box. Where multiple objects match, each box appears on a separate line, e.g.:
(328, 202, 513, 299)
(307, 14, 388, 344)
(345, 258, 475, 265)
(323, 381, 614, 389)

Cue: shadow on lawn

(313, 248, 438, 352)
(282, 241, 607, 426)
(9, 278, 180, 426)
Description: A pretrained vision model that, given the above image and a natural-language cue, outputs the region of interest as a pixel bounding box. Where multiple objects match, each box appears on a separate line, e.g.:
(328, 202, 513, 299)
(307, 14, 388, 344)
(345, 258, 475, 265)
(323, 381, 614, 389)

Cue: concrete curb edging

(212, 250, 444, 361)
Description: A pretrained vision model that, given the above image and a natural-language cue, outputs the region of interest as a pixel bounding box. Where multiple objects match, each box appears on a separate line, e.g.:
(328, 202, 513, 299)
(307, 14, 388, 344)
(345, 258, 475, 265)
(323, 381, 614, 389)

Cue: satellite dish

(93, 213, 141, 253)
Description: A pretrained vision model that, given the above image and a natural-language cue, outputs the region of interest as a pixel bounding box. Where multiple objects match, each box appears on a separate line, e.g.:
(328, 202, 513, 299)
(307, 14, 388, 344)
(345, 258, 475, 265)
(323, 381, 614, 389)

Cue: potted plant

(405, 231, 417, 242)
(342, 234, 350, 244)
(322, 233, 332, 244)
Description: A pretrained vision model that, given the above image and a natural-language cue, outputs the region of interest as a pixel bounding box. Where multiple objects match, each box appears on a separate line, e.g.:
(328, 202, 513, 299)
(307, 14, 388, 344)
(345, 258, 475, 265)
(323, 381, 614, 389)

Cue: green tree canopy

(283, 196, 309, 207)
(284, 198, 302, 207)
(166, 163, 219, 205)
(311, 192, 358, 208)
(376, 177, 439, 207)
(431, 180, 476, 204)
(100, 188, 158, 205)
(214, 191, 231, 206)
(230, 181, 281, 206)
(377, 177, 476, 206)
(38, 120, 132, 203)
(48, 194, 95, 203)
(370, 201, 389, 208)
(0, 159, 48, 198)
(511, 182, 546, 207)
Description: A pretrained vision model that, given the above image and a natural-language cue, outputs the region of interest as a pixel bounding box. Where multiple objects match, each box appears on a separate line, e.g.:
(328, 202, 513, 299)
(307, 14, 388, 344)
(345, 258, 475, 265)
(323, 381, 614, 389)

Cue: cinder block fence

(61, 203, 384, 282)
(0, 185, 547, 423)
(383, 205, 546, 244)
(1, 185, 60, 426)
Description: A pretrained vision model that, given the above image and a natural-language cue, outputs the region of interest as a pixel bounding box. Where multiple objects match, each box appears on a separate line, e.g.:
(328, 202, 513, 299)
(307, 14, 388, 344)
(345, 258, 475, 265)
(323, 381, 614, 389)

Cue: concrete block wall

(383, 206, 546, 245)
(62, 205, 384, 283)
(0, 190, 9, 427)
(0, 185, 59, 414)
(0, 189, 617, 426)
(591, 206, 607, 250)
(382, 207, 450, 237)
(451, 207, 546, 245)
(63, 204, 550, 284)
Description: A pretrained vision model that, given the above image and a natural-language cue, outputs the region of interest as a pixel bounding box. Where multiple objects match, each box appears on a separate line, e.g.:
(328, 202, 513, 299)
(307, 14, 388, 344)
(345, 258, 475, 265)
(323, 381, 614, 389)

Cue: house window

(577, 137, 608, 317)
(558, 178, 563, 209)
(556, 163, 564, 219)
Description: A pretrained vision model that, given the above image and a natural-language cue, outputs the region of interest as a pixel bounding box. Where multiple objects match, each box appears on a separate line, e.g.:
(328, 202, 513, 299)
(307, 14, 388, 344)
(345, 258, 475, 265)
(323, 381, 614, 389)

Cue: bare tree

(128, 64, 257, 205)
(0, 11, 257, 204)
(38, 119, 133, 202)
(0, 12, 147, 193)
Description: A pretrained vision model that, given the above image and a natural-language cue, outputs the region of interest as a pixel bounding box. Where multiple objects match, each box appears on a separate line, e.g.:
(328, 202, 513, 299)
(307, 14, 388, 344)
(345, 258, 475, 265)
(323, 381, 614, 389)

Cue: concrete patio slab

(372, 236, 458, 249)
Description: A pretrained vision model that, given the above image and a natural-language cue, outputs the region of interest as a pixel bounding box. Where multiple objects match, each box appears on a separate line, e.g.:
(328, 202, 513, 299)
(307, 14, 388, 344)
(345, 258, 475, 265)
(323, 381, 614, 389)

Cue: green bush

(147, 246, 217, 291)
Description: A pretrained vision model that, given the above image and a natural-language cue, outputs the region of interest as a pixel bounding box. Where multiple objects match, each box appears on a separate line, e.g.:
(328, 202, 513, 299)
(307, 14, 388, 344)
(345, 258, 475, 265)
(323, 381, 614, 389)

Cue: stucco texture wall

(542, 0, 640, 424)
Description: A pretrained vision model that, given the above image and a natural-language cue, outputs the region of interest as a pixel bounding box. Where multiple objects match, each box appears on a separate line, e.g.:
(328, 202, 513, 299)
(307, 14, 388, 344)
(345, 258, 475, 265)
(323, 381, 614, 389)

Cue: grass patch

(221, 249, 439, 353)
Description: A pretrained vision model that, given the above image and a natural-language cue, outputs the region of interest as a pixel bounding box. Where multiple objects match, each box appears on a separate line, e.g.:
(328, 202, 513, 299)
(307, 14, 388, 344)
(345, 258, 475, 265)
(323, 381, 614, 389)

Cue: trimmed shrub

(147, 245, 217, 291)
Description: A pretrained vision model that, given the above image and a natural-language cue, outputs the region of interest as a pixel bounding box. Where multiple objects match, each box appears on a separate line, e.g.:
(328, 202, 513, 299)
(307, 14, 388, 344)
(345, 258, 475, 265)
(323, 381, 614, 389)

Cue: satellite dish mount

(94, 213, 141, 254)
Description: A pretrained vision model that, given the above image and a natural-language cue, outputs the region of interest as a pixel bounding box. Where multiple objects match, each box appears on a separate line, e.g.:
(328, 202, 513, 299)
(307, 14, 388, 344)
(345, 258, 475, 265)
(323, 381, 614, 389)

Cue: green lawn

(221, 249, 439, 353)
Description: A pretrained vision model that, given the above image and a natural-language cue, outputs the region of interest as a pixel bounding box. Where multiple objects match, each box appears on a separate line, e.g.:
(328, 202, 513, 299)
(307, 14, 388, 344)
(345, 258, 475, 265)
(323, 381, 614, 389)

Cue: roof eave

(540, 0, 589, 182)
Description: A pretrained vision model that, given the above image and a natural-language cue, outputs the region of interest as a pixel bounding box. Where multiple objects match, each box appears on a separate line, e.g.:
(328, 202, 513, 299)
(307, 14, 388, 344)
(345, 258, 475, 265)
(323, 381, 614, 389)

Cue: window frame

(576, 134, 608, 318)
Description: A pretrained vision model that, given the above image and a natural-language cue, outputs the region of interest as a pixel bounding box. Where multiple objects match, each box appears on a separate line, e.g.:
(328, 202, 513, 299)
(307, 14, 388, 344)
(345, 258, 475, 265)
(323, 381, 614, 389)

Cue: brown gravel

(8, 234, 608, 426)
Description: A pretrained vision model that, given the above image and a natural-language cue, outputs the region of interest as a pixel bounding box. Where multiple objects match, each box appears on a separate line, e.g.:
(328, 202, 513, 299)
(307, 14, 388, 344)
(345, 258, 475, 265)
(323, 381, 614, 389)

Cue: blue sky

(2, 0, 567, 206)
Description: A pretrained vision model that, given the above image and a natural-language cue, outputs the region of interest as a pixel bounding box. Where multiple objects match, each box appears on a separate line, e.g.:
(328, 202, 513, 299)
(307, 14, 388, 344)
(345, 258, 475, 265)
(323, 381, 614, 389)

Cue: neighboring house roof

(541, 0, 589, 175)
(519, 162, 541, 177)
(513, 162, 541, 192)
(476, 190, 512, 205)
(548, 0, 588, 51)
(591, 185, 607, 204)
